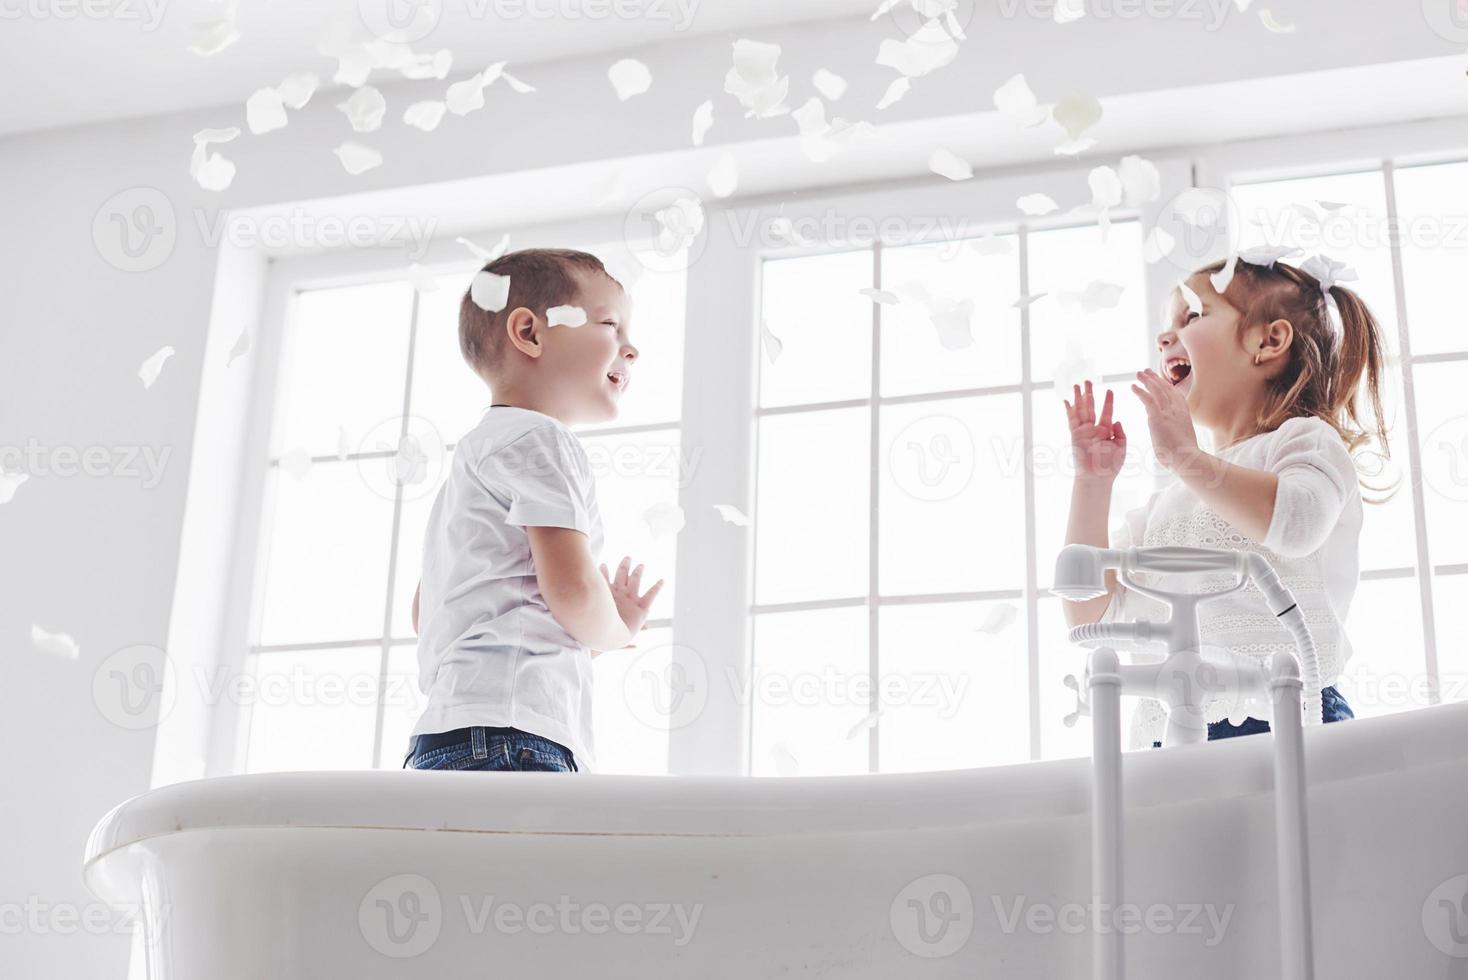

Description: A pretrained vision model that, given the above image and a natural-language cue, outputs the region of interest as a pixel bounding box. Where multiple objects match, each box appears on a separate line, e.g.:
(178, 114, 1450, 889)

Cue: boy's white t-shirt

(1098, 415, 1364, 748)
(409, 406, 604, 770)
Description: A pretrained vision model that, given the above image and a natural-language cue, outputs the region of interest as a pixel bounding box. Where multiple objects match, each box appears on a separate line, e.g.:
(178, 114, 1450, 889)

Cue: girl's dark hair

(1199, 257, 1395, 499)
(458, 248, 616, 376)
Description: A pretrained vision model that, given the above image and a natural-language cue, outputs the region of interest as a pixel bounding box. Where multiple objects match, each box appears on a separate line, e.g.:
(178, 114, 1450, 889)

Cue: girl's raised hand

(1131, 369, 1201, 475)
(1064, 380, 1127, 483)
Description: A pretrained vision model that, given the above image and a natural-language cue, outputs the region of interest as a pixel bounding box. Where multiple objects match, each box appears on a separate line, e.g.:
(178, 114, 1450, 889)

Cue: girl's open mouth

(1163, 356, 1192, 389)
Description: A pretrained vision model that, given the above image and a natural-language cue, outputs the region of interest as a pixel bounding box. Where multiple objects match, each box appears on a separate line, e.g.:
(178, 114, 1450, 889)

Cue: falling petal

(278, 72, 320, 110)
(876, 20, 960, 78)
(403, 100, 447, 132)
(138, 346, 175, 389)
(1168, 187, 1231, 228)
(1012, 291, 1049, 309)
(1118, 155, 1161, 206)
(845, 709, 884, 740)
(1089, 166, 1122, 209)
(713, 503, 751, 526)
(0, 471, 29, 504)
(408, 263, 440, 293)
(246, 88, 288, 135)
(279, 447, 313, 480)
(457, 233, 510, 263)
(1058, 281, 1126, 312)
(1017, 193, 1059, 216)
(977, 603, 1018, 634)
(446, 73, 488, 115)
(1210, 253, 1240, 293)
(547, 304, 587, 327)
(1054, 0, 1086, 23)
(608, 58, 652, 101)
(1258, 8, 1296, 32)
(470, 271, 511, 312)
(812, 68, 848, 101)
(333, 142, 382, 175)
(1141, 226, 1176, 264)
(859, 287, 900, 305)
(875, 76, 911, 110)
(993, 73, 1046, 127)
(870, 0, 903, 19)
(651, 197, 705, 253)
(707, 152, 739, 198)
(1052, 94, 1103, 144)
(691, 99, 714, 146)
(725, 39, 790, 119)
(189, 18, 238, 57)
(337, 86, 387, 132)
(226, 329, 250, 367)
(759, 319, 783, 364)
(929, 147, 973, 181)
(501, 69, 536, 93)
(31, 624, 79, 660)
(189, 126, 240, 192)
(1177, 279, 1203, 315)
(931, 299, 975, 349)
(400, 49, 453, 81)
(643, 501, 686, 538)
(1317, 200, 1347, 212)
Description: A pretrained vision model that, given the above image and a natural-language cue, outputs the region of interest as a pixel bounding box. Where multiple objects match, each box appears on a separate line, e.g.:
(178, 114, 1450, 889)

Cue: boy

(404, 248, 662, 773)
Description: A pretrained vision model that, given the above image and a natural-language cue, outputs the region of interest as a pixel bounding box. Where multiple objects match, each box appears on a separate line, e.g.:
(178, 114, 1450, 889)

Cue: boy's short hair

(458, 248, 615, 377)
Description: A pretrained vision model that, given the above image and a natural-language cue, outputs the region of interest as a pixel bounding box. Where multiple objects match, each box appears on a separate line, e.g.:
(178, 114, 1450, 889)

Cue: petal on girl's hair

(994, 73, 1047, 127)
(246, 87, 289, 134)
(279, 447, 313, 480)
(1177, 279, 1203, 315)
(138, 346, 175, 389)
(546, 304, 587, 327)
(875, 76, 911, 110)
(470, 271, 512, 313)
(1012, 291, 1049, 309)
(31, 624, 80, 660)
(876, 19, 960, 78)
(0, 471, 30, 505)
(759, 319, 784, 364)
(403, 100, 447, 132)
(1058, 281, 1126, 313)
(337, 86, 387, 132)
(859, 287, 900, 305)
(333, 141, 382, 175)
(1118, 155, 1162, 206)
(1054, 0, 1086, 23)
(1258, 8, 1296, 32)
(977, 602, 1019, 634)
(226, 329, 250, 367)
(1017, 193, 1059, 216)
(713, 503, 751, 526)
(1238, 244, 1302, 267)
(1299, 254, 1358, 290)
(456, 233, 511, 263)
(1142, 226, 1176, 264)
(278, 72, 320, 110)
(707, 152, 739, 199)
(929, 147, 973, 181)
(608, 58, 652, 101)
(1051, 94, 1103, 143)
(846, 709, 884, 740)
(643, 501, 687, 538)
(1210, 253, 1240, 293)
(691, 99, 714, 146)
(813, 68, 848, 101)
(408, 263, 440, 294)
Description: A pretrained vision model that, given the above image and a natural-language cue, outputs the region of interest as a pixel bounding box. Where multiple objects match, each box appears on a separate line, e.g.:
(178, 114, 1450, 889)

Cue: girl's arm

(1062, 382, 1128, 628)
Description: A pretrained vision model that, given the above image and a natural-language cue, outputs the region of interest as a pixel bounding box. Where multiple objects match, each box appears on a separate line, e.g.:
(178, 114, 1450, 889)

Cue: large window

(244, 250, 686, 774)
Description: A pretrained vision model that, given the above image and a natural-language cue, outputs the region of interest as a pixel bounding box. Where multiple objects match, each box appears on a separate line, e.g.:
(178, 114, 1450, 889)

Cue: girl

(1061, 255, 1392, 748)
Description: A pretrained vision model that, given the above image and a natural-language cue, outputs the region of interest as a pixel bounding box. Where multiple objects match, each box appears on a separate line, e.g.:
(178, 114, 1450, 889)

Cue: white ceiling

(0, 0, 879, 137)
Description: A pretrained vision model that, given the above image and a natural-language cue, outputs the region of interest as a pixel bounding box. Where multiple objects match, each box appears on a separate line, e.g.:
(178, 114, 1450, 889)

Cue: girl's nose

(1156, 330, 1177, 351)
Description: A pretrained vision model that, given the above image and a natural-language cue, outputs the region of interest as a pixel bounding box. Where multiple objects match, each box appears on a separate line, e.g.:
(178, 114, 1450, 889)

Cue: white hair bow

(1299, 253, 1358, 346)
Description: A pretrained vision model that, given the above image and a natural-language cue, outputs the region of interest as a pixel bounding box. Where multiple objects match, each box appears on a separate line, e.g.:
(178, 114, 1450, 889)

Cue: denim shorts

(1151, 685, 1355, 748)
(403, 726, 579, 772)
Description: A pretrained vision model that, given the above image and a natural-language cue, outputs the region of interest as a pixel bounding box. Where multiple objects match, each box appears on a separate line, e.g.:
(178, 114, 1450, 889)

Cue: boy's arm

(528, 526, 656, 651)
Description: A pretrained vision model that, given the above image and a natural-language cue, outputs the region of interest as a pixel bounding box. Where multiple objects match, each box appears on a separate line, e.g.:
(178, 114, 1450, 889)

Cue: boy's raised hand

(599, 556, 664, 645)
(1065, 380, 1127, 482)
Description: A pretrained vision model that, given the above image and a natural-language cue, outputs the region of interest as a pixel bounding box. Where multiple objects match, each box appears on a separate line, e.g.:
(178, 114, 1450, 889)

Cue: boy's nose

(622, 344, 639, 362)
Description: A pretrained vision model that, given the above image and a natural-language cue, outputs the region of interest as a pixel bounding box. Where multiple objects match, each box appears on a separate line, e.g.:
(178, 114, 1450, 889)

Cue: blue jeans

(1151, 685, 1354, 748)
(404, 726, 579, 772)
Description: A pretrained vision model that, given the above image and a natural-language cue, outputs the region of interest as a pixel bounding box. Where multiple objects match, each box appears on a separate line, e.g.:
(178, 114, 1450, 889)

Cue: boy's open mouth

(1163, 356, 1192, 388)
(607, 369, 629, 393)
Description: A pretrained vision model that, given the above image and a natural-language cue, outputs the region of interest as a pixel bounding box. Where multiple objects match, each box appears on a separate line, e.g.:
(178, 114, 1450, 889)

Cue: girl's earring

(1254, 352, 1262, 366)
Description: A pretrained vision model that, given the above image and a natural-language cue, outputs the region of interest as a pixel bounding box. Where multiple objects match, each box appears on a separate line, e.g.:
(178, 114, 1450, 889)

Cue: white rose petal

(0, 471, 29, 505)
(608, 58, 652, 101)
(547, 304, 587, 327)
(876, 19, 960, 78)
(333, 142, 382, 175)
(1177, 279, 1203, 315)
(457, 233, 510, 263)
(643, 501, 686, 538)
(470, 271, 511, 313)
(876, 76, 911, 110)
(246, 87, 288, 135)
(691, 99, 714, 146)
(138, 345, 175, 389)
(278, 72, 320, 110)
(725, 39, 790, 119)
(337, 86, 387, 132)
(1210, 252, 1240, 293)
(994, 73, 1046, 127)
(929, 147, 973, 181)
(403, 100, 447, 132)
(707, 152, 739, 199)
(713, 503, 751, 526)
(1017, 193, 1059, 216)
(812, 68, 848, 101)
(1052, 94, 1103, 144)
(31, 624, 79, 660)
(1118, 155, 1161, 206)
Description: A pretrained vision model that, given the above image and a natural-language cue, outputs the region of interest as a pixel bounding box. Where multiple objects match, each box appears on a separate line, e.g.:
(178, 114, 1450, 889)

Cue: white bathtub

(85, 701, 1468, 978)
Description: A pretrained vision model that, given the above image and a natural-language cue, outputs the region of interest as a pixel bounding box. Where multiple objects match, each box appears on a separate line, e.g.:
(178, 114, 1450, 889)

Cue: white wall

(0, 2, 1461, 975)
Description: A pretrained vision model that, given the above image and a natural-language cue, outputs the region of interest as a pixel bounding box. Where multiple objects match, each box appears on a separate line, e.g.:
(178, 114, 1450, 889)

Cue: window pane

(1415, 361, 1468, 567)
(1339, 576, 1427, 719)
(244, 647, 381, 772)
(581, 262, 687, 431)
(1027, 221, 1148, 383)
(379, 645, 431, 769)
(755, 407, 869, 604)
(274, 282, 414, 456)
(578, 428, 683, 612)
(877, 601, 1029, 772)
(758, 250, 873, 408)
(258, 461, 395, 645)
(878, 395, 1025, 595)
(879, 235, 1022, 396)
(1433, 574, 1468, 706)
(592, 626, 673, 775)
(1030, 390, 1158, 590)
(1229, 171, 1400, 359)
(749, 607, 868, 777)
(1354, 361, 1416, 571)
(1392, 160, 1468, 357)
(407, 271, 491, 444)
(1036, 597, 1144, 760)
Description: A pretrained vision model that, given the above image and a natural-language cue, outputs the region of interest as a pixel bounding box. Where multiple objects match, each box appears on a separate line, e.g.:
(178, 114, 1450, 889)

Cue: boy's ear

(503, 307, 543, 359)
